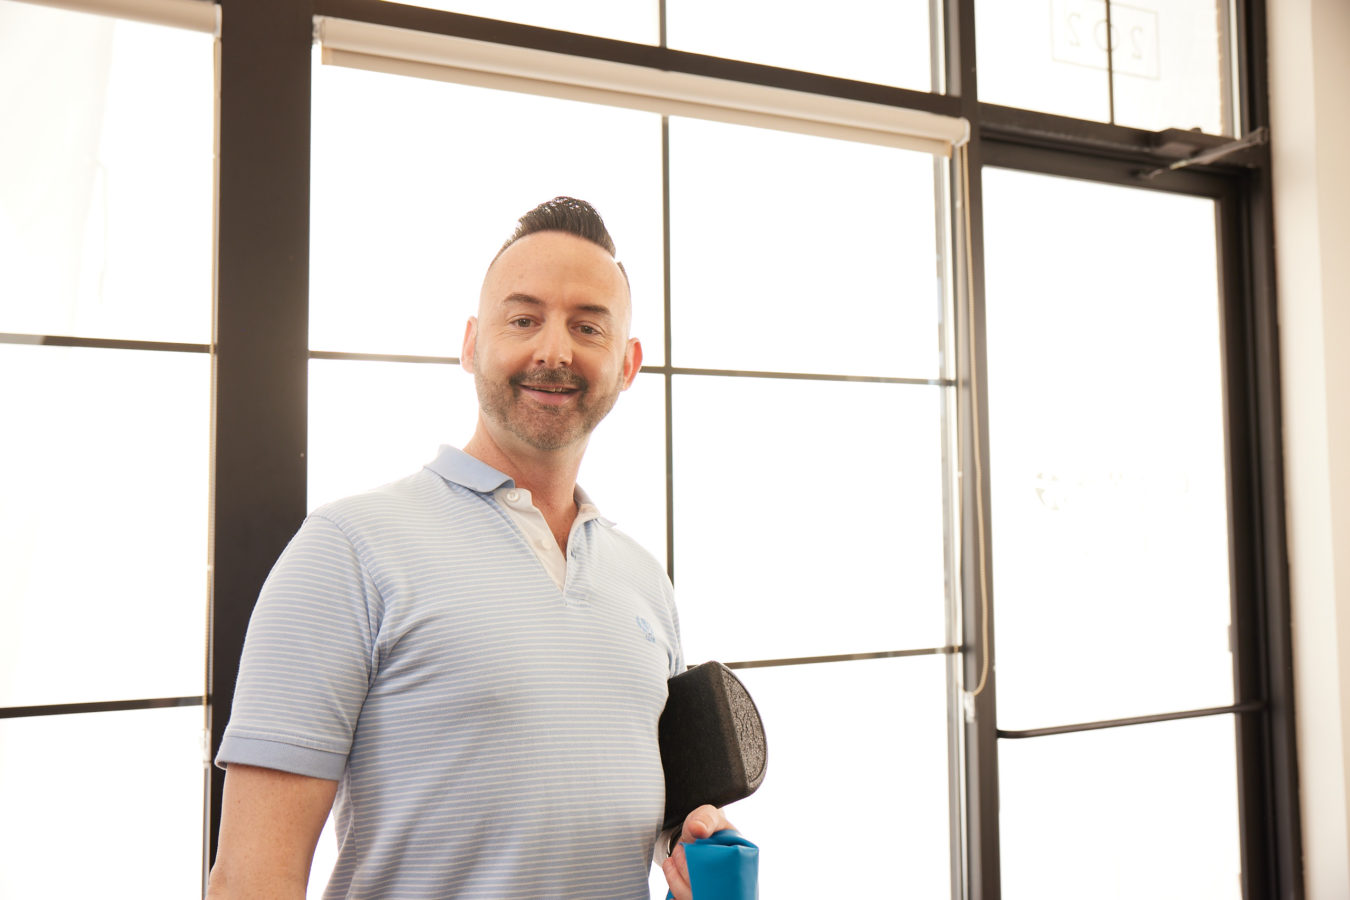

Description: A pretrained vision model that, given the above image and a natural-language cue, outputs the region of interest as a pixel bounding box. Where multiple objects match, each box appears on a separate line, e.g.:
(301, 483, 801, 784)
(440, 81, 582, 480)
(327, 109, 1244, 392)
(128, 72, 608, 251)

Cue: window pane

(654, 657, 952, 898)
(307, 358, 477, 511)
(0, 1, 213, 342)
(668, 117, 943, 378)
(982, 169, 1233, 728)
(310, 58, 666, 362)
(1111, 0, 1227, 133)
(576, 372, 669, 570)
(673, 376, 947, 663)
(0, 706, 205, 897)
(375, 0, 658, 44)
(999, 716, 1242, 900)
(667, 0, 933, 91)
(976, 0, 1230, 135)
(0, 345, 209, 706)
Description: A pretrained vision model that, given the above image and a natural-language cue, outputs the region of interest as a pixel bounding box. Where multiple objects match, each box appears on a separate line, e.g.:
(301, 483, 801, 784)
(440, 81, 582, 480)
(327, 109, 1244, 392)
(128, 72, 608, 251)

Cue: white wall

(1267, 0, 1350, 895)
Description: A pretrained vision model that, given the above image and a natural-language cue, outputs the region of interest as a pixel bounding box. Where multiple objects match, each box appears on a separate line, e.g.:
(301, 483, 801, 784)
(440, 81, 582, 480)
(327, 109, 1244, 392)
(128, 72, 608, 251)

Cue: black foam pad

(658, 661, 768, 830)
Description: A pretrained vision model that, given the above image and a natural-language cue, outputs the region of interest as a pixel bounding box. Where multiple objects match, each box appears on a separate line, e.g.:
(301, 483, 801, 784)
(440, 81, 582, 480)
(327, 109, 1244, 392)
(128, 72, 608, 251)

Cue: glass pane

(0, 345, 209, 706)
(310, 58, 666, 362)
(667, 0, 933, 91)
(1112, 0, 1227, 133)
(650, 657, 952, 899)
(0, 1, 214, 342)
(976, 0, 1230, 135)
(673, 376, 946, 663)
(1000, 716, 1242, 900)
(307, 358, 478, 511)
(668, 117, 943, 378)
(576, 372, 668, 570)
(0, 706, 205, 897)
(376, 0, 658, 44)
(982, 168, 1233, 728)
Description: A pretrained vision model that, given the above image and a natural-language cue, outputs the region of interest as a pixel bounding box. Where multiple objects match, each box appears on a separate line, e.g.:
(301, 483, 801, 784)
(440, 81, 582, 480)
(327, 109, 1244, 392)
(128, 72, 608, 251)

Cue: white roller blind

(315, 16, 970, 157)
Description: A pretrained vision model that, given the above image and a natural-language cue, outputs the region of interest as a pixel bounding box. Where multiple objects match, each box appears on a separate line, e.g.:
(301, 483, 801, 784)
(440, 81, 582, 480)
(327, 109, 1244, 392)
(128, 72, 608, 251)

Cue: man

(207, 197, 730, 899)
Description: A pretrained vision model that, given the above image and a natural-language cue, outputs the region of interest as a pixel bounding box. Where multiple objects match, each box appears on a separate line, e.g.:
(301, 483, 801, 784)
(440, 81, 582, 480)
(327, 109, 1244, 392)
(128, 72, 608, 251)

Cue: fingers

(661, 843, 691, 900)
(679, 804, 734, 843)
(665, 805, 736, 900)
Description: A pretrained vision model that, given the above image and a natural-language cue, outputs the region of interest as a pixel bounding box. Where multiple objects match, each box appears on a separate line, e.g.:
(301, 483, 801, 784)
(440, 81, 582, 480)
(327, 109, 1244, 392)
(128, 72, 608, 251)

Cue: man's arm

(205, 764, 339, 900)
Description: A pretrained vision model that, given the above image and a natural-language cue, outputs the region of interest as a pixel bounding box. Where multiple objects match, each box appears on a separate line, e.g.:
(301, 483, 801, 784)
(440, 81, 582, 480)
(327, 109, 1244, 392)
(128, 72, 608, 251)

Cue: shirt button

(505, 489, 521, 503)
(537, 537, 551, 550)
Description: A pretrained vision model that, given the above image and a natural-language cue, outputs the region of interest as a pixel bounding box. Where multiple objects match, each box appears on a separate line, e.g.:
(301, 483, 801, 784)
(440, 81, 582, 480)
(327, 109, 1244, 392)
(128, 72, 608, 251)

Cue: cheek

(476, 340, 524, 374)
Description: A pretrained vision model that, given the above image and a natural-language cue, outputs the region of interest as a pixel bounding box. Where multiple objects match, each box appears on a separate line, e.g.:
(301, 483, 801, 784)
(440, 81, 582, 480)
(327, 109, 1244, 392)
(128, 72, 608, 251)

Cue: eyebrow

(501, 293, 616, 320)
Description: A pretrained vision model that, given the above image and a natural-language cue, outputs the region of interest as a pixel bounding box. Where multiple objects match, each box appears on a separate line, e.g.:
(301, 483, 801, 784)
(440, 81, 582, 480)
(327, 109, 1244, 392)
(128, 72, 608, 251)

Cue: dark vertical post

(1217, 177, 1272, 899)
(1235, 0, 1303, 892)
(661, 117, 676, 586)
(946, 0, 1001, 896)
(207, 0, 313, 880)
(1242, 162, 1304, 899)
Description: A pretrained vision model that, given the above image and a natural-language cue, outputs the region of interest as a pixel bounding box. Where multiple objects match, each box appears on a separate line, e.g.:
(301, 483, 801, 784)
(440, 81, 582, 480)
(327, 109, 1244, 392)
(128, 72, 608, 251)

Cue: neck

(462, 419, 586, 515)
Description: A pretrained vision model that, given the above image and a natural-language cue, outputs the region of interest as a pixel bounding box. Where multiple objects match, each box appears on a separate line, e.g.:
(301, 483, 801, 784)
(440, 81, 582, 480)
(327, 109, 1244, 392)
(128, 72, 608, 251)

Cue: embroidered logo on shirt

(636, 616, 657, 644)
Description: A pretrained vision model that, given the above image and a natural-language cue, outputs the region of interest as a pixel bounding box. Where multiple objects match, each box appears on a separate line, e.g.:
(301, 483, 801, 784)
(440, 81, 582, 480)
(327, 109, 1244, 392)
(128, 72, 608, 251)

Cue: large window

(0, 1, 214, 895)
(2, 0, 1296, 897)
(305, 41, 961, 896)
(982, 168, 1242, 898)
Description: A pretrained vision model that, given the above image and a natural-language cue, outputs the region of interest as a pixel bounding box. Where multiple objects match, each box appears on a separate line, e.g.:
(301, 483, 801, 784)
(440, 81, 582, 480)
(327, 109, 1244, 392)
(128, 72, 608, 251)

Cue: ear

(620, 337, 643, 390)
(461, 317, 478, 374)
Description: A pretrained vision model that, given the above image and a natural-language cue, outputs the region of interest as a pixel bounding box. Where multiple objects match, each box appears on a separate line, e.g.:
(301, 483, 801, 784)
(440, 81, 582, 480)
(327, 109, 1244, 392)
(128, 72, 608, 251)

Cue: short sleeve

(216, 514, 381, 780)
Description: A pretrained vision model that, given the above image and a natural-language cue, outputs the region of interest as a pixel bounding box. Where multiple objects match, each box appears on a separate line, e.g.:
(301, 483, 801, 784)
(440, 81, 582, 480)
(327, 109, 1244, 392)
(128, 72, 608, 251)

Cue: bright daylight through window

(0, 1, 214, 896)
(306, 40, 962, 896)
(1, 0, 1293, 896)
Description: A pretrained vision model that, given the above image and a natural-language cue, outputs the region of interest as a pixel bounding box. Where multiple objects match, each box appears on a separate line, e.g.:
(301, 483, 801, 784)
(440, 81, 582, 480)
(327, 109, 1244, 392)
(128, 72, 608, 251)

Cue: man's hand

(660, 804, 734, 900)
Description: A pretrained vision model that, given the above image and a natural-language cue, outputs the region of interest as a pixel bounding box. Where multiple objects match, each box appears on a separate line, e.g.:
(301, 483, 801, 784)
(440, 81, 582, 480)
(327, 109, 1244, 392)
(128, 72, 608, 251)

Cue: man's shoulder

(309, 466, 476, 533)
(591, 521, 672, 589)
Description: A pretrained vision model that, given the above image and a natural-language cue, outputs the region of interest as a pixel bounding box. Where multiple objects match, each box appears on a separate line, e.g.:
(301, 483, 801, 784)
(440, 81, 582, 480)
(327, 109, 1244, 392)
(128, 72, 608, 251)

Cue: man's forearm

(208, 764, 337, 900)
(205, 865, 308, 900)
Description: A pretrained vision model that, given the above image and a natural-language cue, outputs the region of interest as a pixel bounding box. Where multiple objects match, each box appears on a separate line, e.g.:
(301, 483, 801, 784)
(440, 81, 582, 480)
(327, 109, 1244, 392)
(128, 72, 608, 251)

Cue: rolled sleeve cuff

(215, 735, 348, 781)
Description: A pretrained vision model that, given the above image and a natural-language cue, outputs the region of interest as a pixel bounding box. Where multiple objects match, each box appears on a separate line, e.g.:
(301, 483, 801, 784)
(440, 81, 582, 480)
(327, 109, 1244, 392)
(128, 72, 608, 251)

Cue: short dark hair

(493, 197, 626, 283)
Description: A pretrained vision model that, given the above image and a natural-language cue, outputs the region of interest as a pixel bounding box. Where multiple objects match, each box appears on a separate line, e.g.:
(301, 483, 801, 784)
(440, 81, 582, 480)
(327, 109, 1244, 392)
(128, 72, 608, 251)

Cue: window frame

(0, 0, 1293, 894)
(197, 0, 1298, 897)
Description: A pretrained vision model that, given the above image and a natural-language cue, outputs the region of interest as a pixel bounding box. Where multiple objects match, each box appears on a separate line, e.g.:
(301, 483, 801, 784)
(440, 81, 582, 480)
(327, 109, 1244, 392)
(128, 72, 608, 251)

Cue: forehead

(480, 231, 630, 319)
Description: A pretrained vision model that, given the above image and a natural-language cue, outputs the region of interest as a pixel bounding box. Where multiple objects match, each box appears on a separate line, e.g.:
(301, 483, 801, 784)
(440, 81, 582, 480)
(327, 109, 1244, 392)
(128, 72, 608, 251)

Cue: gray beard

(474, 367, 622, 451)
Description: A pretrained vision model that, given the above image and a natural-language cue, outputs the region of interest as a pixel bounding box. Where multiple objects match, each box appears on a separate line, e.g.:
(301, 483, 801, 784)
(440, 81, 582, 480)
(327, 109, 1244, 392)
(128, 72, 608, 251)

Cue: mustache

(510, 368, 588, 391)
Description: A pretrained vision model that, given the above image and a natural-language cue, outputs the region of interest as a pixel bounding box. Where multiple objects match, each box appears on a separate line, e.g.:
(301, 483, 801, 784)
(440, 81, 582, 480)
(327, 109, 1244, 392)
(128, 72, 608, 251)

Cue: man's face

(462, 231, 642, 454)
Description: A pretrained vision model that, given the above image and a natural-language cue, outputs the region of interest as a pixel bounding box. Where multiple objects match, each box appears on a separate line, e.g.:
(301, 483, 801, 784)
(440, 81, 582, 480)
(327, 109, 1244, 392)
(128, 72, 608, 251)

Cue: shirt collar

(423, 445, 613, 526)
(425, 445, 514, 493)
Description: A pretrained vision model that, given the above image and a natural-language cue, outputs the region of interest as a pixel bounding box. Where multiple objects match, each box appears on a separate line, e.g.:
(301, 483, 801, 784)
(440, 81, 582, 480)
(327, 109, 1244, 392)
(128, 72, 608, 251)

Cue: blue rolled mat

(666, 829, 759, 900)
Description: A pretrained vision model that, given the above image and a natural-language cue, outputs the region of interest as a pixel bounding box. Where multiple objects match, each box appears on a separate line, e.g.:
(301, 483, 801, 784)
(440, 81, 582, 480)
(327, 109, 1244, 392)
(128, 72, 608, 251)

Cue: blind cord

(959, 145, 992, 702)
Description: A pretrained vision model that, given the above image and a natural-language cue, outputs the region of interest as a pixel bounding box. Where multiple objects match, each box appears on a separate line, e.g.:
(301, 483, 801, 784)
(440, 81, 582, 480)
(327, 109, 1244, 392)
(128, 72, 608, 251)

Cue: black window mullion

(208, 0, 314, 882)
(0, 333, 211, 354)
(1222, 169, 1303, 899)
(956, 142, 1000, 900)
(946, 0, 999, 895)
(997, 701, 1265, 740)
(0, 697, 203, 720)
(1225, 2, 1302, 890)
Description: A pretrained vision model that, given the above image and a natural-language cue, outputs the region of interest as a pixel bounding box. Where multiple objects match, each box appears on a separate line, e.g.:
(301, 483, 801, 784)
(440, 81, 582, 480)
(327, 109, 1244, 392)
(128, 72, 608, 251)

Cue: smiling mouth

(519, 384, 578, 394)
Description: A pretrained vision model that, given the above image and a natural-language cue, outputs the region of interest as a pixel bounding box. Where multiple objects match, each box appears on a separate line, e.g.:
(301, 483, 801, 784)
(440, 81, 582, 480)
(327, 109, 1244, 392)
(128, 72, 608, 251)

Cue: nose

(532, 319, 573, 368)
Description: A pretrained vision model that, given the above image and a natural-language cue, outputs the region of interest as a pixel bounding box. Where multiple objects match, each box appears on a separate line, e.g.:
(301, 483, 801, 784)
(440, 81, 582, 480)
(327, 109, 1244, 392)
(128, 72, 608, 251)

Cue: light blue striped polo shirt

(218, 446, 683, 899)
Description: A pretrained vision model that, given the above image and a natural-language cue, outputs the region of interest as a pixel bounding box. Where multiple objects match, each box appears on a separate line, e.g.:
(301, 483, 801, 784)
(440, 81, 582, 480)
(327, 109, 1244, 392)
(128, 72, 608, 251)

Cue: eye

(508, 316, 535, 328)
(576, 324, 601, 336)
